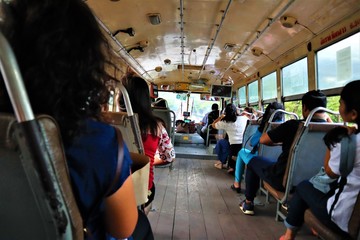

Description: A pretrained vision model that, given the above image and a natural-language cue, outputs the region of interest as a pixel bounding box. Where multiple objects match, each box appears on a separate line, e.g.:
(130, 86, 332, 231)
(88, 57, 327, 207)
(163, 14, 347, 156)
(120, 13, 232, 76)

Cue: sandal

(214, 162, 223, 169)
(230, 184, 241, 193)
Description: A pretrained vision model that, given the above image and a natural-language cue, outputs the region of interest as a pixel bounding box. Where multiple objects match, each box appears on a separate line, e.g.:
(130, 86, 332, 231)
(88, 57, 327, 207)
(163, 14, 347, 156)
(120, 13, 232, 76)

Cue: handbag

(309, 167, 337, 193)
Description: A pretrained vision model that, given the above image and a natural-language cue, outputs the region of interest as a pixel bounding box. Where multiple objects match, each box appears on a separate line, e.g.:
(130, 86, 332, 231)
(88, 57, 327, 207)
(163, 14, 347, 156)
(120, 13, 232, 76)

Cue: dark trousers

(244, 156, 278, 201)
(228, 144, 242, 169)
(285, 180, 349, 237)
(132, 208, 154, 240)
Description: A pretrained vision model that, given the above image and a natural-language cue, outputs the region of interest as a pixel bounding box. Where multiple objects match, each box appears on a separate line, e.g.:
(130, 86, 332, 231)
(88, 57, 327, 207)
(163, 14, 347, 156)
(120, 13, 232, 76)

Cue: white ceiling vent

(251, 47, 263, 57)
(280, 16, 297, 28)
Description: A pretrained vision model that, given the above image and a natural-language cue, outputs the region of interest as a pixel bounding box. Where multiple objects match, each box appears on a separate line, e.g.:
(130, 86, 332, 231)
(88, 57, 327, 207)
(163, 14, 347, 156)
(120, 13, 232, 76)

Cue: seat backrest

(102, 112, 143, 153)
(283, 122, 343, 198)
(0, 113, 83, 239)
(258, 122, 283, 162)
(101, 112, 149, 206)
(242, 120, 260, 151)
(152, 108, 176, 144)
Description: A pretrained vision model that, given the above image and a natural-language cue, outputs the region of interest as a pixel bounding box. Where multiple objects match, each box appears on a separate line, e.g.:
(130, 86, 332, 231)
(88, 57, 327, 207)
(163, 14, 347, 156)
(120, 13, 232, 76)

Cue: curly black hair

(0, 0, 115, 143)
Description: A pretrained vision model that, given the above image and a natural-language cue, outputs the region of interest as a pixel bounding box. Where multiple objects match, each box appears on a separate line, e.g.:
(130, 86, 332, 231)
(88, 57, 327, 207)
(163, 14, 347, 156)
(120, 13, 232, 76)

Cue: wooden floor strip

(149, 158, 316, 240)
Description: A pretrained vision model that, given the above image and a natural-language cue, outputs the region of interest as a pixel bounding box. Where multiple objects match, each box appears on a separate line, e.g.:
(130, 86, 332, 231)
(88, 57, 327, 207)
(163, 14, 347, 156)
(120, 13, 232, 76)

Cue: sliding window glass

(248, 80, 258, 104)
(282, 57, 308, 97)
(238, 86, 246, 106)
(262, 72, 277, 100)
(317, 32, 360, 90)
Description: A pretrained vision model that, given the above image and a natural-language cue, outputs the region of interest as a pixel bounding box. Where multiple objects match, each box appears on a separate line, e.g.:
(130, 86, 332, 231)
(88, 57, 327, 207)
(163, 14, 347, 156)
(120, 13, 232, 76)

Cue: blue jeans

(285, 180, 348, 237)
(244, 156, 277, 201)
(234, 148, 257, 183)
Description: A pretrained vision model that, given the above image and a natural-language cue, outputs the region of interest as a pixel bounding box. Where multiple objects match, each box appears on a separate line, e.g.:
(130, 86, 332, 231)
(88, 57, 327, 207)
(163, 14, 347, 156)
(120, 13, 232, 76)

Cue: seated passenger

(212, 104, 249, 174)
(231, 102, 284, 193)
(120, 75, 175, 207)
(152, 98, 168, 109)
(240, 90, 329, 216)
(198, 103, 220, 141)
(214, 134, 230, 169)
(0, 0, 139, 238)
(280, 80, 360, 240)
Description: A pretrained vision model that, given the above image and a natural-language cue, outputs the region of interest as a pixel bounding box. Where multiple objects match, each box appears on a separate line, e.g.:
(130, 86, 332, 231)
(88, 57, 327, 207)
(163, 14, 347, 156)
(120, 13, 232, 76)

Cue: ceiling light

(148, 13, 161, 25)
(224, 43, 235, 51)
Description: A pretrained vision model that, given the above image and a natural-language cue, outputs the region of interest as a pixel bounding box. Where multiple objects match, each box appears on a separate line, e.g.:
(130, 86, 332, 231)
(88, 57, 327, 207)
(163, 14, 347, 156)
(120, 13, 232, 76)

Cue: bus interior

(1, 0, 360, 239)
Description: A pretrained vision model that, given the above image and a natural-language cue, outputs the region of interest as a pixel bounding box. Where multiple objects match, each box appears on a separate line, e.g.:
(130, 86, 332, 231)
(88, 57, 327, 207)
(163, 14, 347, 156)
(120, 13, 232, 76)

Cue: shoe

(239, 200, 254, 215)
(227, 168, 234, 174)
(230, 184, 241, 193)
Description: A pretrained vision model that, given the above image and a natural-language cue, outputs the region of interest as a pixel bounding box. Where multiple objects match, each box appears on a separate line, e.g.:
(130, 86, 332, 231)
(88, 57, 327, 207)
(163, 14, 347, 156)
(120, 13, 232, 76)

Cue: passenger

(240, 90, 329, 215)
(279, 80, 360, 240)
(231, 102, 284, 193)
(152, 97, 168, 108)
(198, 103, 220, 142)
(214, 134, 230, 169)
(120, 75, 175, 207)
(0, 0, 139, 239)
(212, 104, 249, 174)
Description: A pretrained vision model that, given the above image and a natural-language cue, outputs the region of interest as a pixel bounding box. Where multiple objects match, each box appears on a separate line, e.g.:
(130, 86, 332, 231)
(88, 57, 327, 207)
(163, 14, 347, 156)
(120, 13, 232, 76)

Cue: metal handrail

(268, 109, 299, 122)
(304, 107, 340, 127)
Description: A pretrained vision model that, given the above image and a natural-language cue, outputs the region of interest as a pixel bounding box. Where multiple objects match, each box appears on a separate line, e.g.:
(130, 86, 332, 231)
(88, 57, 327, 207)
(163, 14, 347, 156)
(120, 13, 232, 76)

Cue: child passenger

(279, 80, 360, 240)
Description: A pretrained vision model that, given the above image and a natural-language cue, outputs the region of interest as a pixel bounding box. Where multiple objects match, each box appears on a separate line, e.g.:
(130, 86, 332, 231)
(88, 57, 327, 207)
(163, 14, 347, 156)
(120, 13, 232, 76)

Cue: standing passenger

(279, 80, 360, 240)
(212, 104, 249, 174)
(0, 0, 138, 239)
(120, 75, 175, 209)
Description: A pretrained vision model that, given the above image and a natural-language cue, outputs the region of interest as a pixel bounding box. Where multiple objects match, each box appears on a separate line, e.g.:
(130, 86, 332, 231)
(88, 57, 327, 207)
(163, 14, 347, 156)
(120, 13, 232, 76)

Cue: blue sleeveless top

(65, 119, 132, 239)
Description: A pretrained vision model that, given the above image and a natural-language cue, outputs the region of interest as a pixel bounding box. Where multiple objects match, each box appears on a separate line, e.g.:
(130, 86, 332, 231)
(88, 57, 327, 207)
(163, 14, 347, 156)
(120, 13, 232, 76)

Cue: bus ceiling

(86, 0, 360, 90)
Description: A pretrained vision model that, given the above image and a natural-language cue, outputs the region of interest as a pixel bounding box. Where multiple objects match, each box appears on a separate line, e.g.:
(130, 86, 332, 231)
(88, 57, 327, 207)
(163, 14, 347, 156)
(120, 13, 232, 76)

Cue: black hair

(323, 80, 360, 148)
(340, 80, 360, 127)
(153, 98, 168, 108)
(302, 90, 327, 112)
(222, 103, 237, 122)
(211, 103, 219, 111)
(0, 0, 114, 144)
(120, 75, 159, 137)
(258, 102, 284, 132)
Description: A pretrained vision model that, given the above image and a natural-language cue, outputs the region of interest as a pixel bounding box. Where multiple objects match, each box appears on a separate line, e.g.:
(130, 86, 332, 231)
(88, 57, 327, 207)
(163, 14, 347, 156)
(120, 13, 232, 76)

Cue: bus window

(282, 57, 308, 97)
(238, 86, 246, 106)
(317, 32, 360, 90)
(262, 72, 277, 100)
(158, 91, 220, 122)
(248, 80, 259, 104)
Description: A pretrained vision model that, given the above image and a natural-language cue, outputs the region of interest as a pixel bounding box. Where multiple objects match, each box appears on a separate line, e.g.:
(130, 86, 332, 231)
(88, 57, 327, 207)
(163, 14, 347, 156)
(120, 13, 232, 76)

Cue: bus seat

(102, 112, 149, 206)
(0, 113, 83, 239)
(205, 124, 218, 146)
(242, 119, 260, 151)
(304, 191, 360, 240)
(152, 108, 176, 144)
(264, 122, 343, 221)
(258, 121, 283, 202)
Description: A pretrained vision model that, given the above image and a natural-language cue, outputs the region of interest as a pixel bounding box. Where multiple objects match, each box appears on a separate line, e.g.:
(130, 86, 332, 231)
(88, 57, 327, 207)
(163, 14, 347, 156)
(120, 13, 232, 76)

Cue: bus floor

(148, 158, 317, 240)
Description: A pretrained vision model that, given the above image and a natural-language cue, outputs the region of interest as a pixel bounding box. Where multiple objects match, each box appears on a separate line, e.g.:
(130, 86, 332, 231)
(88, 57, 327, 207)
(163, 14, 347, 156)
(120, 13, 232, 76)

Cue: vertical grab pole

(0, 32, 34, 122)
(117, 83, 144, 154)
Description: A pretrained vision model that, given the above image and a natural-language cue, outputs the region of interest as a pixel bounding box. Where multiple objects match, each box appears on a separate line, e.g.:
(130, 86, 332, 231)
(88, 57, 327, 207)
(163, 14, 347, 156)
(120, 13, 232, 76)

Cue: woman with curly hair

(0, 0, 138, 239)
